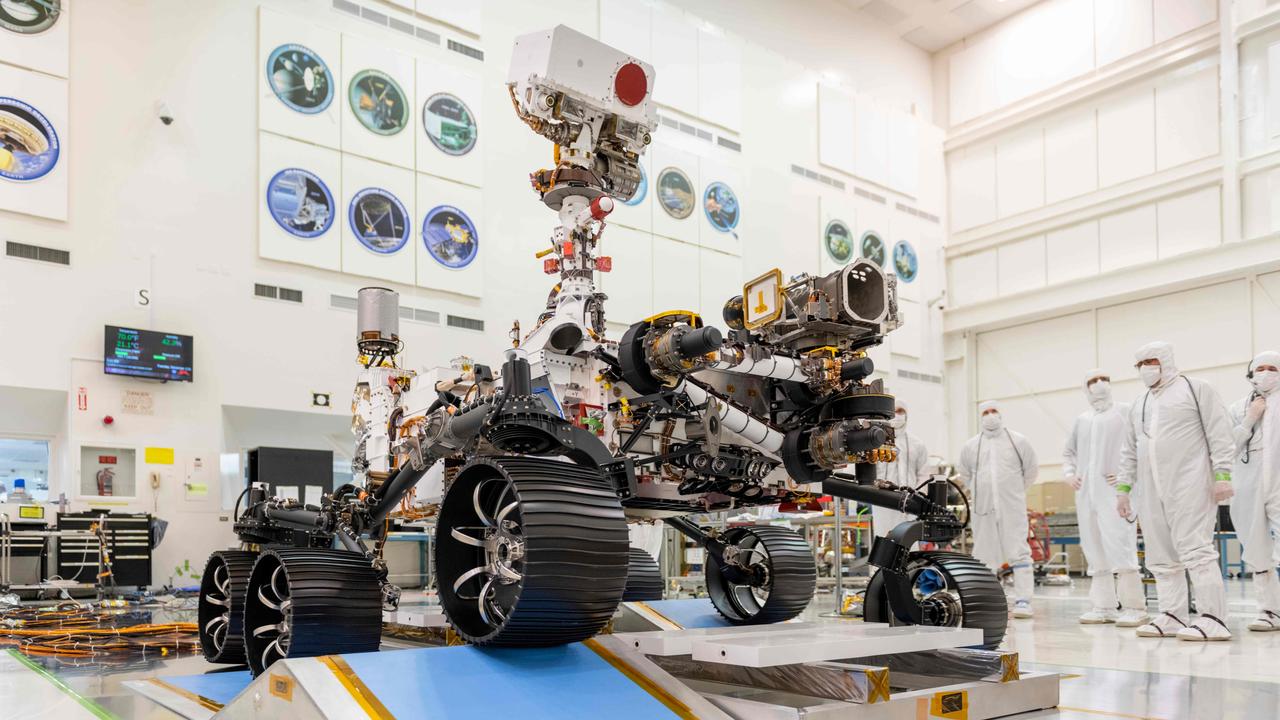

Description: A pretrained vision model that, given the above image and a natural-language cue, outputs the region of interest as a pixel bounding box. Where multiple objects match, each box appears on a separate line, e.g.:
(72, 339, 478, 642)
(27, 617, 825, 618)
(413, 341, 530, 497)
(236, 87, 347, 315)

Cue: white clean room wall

(0, 0, 942, 583)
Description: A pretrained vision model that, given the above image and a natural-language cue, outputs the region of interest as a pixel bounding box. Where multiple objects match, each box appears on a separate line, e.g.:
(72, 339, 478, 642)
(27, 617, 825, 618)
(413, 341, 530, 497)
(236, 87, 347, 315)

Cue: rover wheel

(623, 547, 664, 601)
(198, 550, 256, 664)
(436, 456, 629, 646)
(242, 548, 382, 675)
(705, 526, 816, 624)
(864, 551, 1008, 649)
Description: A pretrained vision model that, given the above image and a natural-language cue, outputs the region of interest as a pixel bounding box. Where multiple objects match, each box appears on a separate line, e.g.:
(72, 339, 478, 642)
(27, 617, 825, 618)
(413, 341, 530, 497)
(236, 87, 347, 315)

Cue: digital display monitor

(104, 326, 193, 382)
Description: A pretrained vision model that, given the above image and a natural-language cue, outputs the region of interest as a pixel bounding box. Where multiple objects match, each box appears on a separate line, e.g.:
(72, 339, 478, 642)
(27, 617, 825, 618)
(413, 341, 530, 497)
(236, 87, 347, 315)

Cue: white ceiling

(842, 0, 1045, 53)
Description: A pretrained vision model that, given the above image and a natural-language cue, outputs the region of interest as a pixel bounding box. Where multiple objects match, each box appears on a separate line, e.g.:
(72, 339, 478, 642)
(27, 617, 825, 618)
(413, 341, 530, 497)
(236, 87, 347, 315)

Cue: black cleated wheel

(436, 456, 629, 646)
(864, 551, 1008, 649)
(623, 547, 664, 601)
(242, 548, 383, 676)
(706, 526, 816, 625)
(198, 550, 256, 664)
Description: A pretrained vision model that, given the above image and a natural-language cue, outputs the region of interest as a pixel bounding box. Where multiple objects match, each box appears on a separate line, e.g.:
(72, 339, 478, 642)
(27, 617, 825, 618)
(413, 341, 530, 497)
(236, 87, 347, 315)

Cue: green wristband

(1215, 471, 1231, 483)
(1116, 484, 1132, 494)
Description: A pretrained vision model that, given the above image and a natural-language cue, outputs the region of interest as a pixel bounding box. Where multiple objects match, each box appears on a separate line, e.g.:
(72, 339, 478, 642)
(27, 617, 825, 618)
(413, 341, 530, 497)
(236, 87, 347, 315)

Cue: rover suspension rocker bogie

(199, 24, 1007, 675)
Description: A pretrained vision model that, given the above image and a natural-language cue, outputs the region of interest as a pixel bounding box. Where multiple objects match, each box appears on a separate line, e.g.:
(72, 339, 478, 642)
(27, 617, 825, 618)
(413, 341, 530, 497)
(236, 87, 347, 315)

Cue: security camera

(157, 102, 174, 126)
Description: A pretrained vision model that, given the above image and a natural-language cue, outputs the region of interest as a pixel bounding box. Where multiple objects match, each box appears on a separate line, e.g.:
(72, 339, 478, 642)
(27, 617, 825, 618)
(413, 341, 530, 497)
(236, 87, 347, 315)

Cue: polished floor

(3, 578, 1279, 719)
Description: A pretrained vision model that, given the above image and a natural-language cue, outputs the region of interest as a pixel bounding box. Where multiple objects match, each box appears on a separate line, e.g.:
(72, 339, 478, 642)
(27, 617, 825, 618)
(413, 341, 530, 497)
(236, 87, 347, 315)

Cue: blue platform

(642, 598, 731, 629)
(162, 669, 252, 706)
(154, 643, 686, 718)
(344, 643, 682, 718)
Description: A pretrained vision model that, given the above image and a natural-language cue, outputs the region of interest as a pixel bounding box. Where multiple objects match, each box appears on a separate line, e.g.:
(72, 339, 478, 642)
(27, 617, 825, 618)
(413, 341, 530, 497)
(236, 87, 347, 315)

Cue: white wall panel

(996, 125, 1046, 218)
(599, 0, 652, 64)
(1000, 391, 1087, 479)
(698, 249, 743, 321)
(949, 249, 999, 307)
(698, 156, 744, 256)
(651, 6, 699, 113)
(649, 143, 700, 244)
(1097, 88, 1156, 187)
(1155, 64, 1219, 170)
(651, 237, 700, 311)
(977, 311, 1096, 398)
(415, 0, 481, 34)
(995, 0, 1095, 107)
(1099, 204, 1158, 272)
(1270, 42, 1280, 142)
(1156, 186, 1221, 259)
(341, 36, 415, 169)
(1045, 220, 1100, 285)
(997, 236, 1047, 296)
(855, 96, 891, 188)
(598, 226, 654, 320)
(415, 173, 483, 297)
(1044, 106, 1098, 204)
(1095, 0, 1154, 67)
(697, 29, 743, 131)
(949, 144, 997, 230)
(949, 41, 997, 125)
(1097, 280, 1250, 374)
(340, 155, 416, 285)
(889, 112, 920, 196)
(1241, 167, 1279, 240)
(258, 8, 341, 150)
(1256, 271, 1280, 353)
(258, 133, 341, 272)
(817, 84, 856, 175)
(891, 299, 923, 358)
(1153, 0, 1217, 44)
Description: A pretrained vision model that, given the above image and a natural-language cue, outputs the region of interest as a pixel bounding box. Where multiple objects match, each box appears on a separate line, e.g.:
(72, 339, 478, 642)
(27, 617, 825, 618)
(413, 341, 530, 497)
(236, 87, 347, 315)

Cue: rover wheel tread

(864, 550, 1008, 649)
(623, 547, 664, 601)
(436, 456, 629, 647)
(707, 525, 816, 625)
(243, 548, 383, 676)
(197, 550, 257, 664)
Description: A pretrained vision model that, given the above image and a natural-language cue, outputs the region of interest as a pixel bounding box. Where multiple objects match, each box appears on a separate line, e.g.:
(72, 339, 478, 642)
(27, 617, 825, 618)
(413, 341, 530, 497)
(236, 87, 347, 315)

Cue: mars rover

(200, 25, 1006, 676)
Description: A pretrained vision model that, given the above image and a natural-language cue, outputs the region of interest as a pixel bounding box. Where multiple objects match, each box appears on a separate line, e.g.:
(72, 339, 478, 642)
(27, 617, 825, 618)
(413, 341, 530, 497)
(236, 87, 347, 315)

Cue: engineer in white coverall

(1116, 342, 1236, 641)
(1228, 351, 1280, 632)
(958, 400, 1039, 619)
(874, 400, 931, 537)
(1063, 369, 1149, 627)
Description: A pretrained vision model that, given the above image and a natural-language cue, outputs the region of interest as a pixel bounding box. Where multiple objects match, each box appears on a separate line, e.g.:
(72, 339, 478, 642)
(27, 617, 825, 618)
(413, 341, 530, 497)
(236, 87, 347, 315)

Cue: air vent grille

(5, 241, 69, 265)
(331, 294, 439, 324)
(332, 0, 441, 46)
(789, 164, 846, 191)
(716, 136, 741, 152)
(255, 283, 302, 303)
(897, 369, 943, 384)
(448, 39, 483, 61)
(447, 314, 484, 331)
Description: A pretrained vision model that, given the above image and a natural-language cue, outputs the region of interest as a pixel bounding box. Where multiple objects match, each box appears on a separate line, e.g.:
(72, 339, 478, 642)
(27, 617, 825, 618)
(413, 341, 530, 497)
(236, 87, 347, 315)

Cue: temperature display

(104, 326, 194, 382)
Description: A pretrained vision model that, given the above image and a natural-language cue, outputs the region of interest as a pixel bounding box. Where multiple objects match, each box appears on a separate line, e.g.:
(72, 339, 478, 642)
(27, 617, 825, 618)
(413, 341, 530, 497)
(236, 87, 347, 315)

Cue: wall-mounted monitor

(104, 326, 193, 382)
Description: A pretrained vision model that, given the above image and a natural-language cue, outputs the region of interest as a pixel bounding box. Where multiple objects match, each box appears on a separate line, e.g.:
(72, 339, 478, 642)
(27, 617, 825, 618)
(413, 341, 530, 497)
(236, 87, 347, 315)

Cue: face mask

(981, 414, 1001, 432)
(890, 413, 906, 430)
(1088, 380, 1110, 398)
(1140, 365, 1162, 388)
(1253, 370, 1280, 395)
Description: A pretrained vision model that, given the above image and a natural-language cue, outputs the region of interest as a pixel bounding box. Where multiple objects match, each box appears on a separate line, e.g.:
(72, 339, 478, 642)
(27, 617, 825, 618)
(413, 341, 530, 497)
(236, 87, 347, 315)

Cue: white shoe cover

(1115, 608, 1150, 628)
(1136, 612, 1187, 638)
(1175, 615, 1232, 642)
(1078, 608, 1117, 624)
(1247, 611, 1280, 632)
(1011, 600, 1033, 619)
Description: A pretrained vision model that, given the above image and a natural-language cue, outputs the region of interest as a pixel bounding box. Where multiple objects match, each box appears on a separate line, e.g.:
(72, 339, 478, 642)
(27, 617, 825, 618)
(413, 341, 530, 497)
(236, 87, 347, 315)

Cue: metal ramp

(129, 598, 1058, 719)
